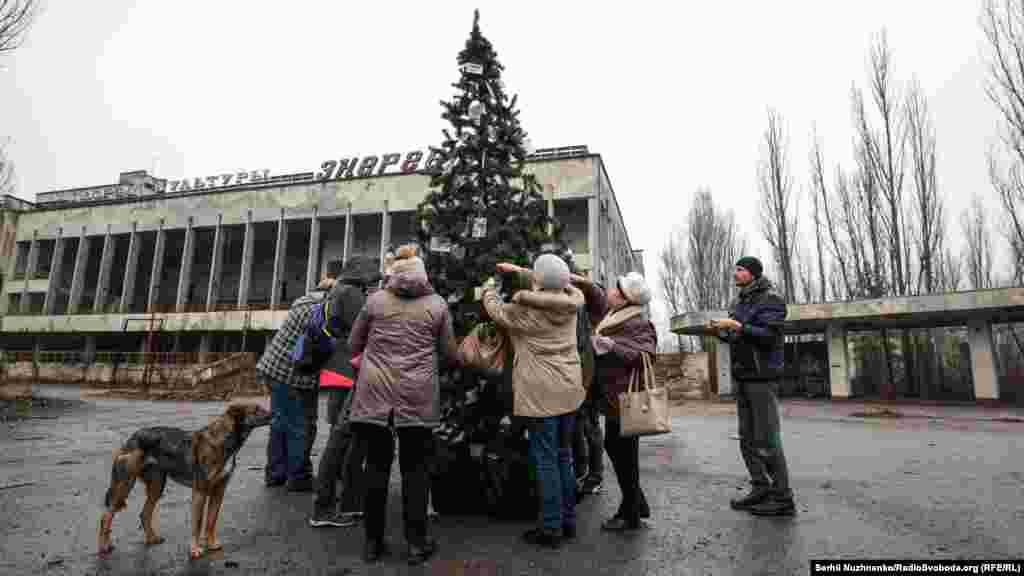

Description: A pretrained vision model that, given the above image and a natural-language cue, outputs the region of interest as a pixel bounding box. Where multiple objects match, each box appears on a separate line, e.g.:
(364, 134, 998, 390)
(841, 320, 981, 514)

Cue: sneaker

(578, 476, 603, 495)
(522, 528, 562, 549)
(729, 485, 771, 511)
(749, 494, 796, 517)
(310, 511, 358, 528)
(286, 477, 314, 493)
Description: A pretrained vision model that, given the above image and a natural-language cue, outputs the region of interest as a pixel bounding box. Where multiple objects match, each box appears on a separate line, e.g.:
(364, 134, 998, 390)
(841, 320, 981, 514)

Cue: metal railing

(2, 301, 284, 317)
(2, 350, 240, 366)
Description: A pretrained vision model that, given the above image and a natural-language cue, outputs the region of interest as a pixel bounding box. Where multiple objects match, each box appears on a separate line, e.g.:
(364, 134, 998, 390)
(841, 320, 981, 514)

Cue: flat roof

(670, 287, 1024, 335)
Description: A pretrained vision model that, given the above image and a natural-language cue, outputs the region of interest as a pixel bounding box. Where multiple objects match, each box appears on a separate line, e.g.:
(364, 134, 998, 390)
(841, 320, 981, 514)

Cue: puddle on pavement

(1, 396, 90, 423)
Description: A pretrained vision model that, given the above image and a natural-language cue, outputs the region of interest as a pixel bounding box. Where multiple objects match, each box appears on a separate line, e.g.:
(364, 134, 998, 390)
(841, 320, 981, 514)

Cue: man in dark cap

(310, 256, 380, 527)
(707, 256, 795, 516)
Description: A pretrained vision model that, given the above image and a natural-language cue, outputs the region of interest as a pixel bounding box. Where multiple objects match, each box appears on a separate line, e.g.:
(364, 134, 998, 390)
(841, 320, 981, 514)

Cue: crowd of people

(254, 243, 795, 566)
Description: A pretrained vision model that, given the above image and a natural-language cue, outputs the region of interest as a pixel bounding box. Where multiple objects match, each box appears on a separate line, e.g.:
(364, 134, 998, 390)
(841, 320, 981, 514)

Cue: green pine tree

(415, 10, 558, 337)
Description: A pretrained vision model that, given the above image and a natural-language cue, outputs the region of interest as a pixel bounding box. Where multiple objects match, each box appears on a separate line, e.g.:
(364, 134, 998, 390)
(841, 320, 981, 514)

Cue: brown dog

(97, 402, 271, 559)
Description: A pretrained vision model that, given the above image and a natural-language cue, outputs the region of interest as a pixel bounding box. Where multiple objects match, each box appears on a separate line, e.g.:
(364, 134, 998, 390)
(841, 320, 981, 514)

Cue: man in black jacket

(709, 257, 795, 517)
(309, 256, 379, 527)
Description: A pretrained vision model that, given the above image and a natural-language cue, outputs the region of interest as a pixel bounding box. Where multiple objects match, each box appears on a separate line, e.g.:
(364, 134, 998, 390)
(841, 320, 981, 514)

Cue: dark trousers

(573, 399, 604, 481)
(267, 384, 317, 482)
(355, 422, 433, 547)
(314, 388, 365, 515)
(528, 414, 577, 532)
(604, 416, 649, 523)
(735, 379, 791, 495)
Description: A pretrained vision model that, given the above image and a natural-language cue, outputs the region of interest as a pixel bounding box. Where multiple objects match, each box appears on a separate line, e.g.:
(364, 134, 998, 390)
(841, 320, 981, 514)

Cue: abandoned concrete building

(0, 146, 643, 359)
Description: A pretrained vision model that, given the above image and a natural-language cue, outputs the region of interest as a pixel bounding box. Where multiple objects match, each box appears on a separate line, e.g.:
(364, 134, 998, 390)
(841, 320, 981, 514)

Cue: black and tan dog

(97, 402, 271, 559)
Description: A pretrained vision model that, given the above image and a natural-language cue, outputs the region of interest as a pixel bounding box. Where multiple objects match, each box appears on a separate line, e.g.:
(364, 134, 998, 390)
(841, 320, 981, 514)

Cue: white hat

(533, 253, 570, 291)
(617, 272, 651, 306)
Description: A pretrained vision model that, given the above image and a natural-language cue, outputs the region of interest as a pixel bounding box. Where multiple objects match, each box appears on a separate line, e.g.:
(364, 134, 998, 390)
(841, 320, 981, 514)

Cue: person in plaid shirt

(260, 262, 341, 491)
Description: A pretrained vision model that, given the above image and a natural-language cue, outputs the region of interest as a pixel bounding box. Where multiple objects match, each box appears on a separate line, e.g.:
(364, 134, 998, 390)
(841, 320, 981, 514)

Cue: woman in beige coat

(483, 255, 586, 549)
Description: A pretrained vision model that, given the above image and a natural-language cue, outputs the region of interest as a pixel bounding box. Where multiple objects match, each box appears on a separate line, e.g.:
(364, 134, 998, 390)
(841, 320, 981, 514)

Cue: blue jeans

(528, 413, 577, 532)
(269, 381, 308, 482)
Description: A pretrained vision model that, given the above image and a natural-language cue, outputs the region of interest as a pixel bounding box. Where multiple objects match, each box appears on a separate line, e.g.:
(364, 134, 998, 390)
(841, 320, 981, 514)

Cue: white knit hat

(617, 271, 651, 306)
(533, 253, 570, 291)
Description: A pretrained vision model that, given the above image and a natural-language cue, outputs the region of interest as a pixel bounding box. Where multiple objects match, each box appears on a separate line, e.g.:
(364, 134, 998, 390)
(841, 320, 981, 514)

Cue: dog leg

(190, 484, 208, 560)
(98, 449, 141, 556)
(204, 481, 227, 552)
(142, 477, 166, 546)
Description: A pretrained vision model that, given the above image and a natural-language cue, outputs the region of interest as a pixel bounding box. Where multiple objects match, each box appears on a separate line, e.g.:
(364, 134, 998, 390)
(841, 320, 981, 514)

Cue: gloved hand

(592, 335, 615, 356)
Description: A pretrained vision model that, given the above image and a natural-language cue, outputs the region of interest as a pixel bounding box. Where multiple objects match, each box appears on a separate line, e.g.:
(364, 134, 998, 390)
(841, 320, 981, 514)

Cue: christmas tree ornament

(468, 100, 485, 122)
(472, 216, 488, 238)
(460, 62, 483, 75)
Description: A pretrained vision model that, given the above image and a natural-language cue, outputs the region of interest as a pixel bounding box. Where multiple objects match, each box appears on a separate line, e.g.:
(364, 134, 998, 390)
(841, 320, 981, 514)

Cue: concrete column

(175, 218, 196, 312)
(147, 222, 166, 313)
(270, 212, 287, 308)
(238, 211, 255, 307)
(93, 225, 115, 313)
(342, 201, 352, 265)
(206, 214, 225, 312)
(378, 200, 390, 274)
(67, 228, 91, 315)
(83, 335, 97, 363)
(826, 324, 851, 398)
(547, 198, 556, 236)
(18, 232, 38, 314)
(968, 319, 999, 400)
(119, 223, 140, 314)
(305, 208, 320, 292)
(714, 339, 733, 397)
(198, 333, 213, 363)
(588, 195, 601, 281)
(43, 229, 66, 316)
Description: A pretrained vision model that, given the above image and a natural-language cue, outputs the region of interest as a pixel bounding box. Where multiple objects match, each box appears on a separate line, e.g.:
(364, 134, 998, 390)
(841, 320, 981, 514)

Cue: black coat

(322, 257, 379, 379)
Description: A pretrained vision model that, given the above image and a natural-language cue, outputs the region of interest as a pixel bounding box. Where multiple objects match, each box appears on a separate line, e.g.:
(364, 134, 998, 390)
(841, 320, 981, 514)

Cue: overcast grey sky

(0, 0, 1009, 334)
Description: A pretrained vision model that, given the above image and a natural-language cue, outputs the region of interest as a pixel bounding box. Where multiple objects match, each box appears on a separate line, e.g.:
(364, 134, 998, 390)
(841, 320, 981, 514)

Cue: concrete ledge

(671, 287, 1024, 335)
(0, 309, 290, 333)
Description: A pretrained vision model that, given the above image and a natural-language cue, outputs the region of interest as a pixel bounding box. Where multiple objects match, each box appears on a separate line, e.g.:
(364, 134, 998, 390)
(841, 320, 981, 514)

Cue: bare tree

(905, 78, 945, 294)
(1010, 235, 1024, 284)
(936, 247, 963, 292)
(962, 194, 996, 289)
(685, 188, 746, 313)
(658, 228, 687, 317)
(657, 227, 688, 351)
(981, 0, 1024, 285)
(758, 109, 798, 303)
(850, 140, 889, 297)
(853, 29, 909, 296)
(658, 188, 745, 351)
(808, 130, 834, 302)
(0, 0, 39, 56)
(0, 139, 15, 197)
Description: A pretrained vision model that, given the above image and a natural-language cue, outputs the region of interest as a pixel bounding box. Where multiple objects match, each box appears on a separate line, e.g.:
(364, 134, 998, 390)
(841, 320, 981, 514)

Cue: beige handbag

(619, 352, 671, 437)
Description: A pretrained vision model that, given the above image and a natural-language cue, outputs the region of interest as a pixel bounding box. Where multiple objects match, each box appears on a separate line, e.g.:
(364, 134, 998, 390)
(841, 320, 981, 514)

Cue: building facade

(0, 146, 641, 357)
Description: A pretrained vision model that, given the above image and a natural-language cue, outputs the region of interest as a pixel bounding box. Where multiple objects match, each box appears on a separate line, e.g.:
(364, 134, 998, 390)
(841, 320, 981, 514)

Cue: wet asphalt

(1, 385, 1022, 576)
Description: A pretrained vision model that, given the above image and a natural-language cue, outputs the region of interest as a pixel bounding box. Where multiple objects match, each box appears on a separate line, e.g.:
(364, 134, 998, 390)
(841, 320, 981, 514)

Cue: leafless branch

(961, 194, 995, 289)
(981, 0, 1024, 282)
(905, 78, 944, 294)
(0, 0, 39, 56)
(757, 109, 797, 303)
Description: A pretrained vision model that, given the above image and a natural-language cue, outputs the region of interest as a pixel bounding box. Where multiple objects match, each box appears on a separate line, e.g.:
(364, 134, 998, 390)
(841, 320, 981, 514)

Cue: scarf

(732, 276, 775, 308)
(594, 304, 644, 336)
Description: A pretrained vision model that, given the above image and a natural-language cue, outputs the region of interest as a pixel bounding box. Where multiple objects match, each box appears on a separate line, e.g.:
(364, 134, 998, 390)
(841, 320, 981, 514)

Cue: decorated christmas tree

(416, 9, 557, 337)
